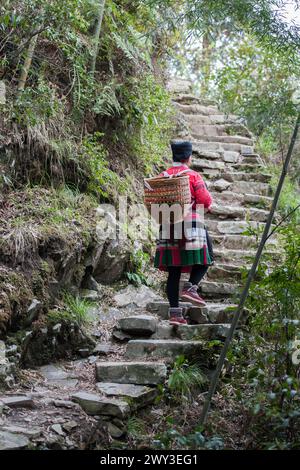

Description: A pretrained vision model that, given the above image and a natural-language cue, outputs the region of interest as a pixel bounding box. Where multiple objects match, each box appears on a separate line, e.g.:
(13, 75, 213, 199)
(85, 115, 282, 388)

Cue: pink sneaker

(180, 284, 206, 306)
(168, 307, 188, 326)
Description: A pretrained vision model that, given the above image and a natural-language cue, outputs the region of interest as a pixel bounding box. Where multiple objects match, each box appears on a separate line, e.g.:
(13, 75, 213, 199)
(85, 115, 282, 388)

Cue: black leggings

(166, 265, 208, 308)
(166, 229, 214, 308)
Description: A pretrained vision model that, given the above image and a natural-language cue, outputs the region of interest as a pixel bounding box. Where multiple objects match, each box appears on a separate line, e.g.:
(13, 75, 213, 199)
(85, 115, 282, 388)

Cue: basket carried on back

(144, 171, 192, 224)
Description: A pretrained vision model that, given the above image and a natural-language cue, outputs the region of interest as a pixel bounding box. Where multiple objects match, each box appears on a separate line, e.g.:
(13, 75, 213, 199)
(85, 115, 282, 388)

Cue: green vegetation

(47, 292, 93, 326)
(1, 0, 300, 452)
(167, 355, 207, 402)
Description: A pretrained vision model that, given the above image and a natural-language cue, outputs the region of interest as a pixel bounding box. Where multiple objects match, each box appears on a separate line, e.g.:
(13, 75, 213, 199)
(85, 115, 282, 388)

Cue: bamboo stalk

(90, 0, 106, 77)
(199, 111, 300, 427)
(17, 33, 39, 94)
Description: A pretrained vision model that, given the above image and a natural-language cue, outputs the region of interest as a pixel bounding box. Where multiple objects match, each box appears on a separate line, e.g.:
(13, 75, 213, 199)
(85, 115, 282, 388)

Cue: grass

(62, 292, 94, 326)
(127, 417, 146, 439)
(167, 355, 207, 402)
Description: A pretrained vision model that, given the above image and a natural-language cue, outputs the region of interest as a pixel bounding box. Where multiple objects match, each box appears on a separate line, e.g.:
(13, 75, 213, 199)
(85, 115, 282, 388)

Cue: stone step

(213, 248, 256, 264)
(211, 234, 276, 250)
(192, 158, 225, 171)
(173, 94, 215, 107)
(72, 391, 130, 418)
(210, 191, 272, 208)
(206, 263, 246, 281)
(205, 219, 265, 235)
(152, 322, 230, 340)
(199, 280, 240, 299)
(242, 155, 263, 165)
(208, 204, 270, 222)
(210, 180, 271, 196)
(192, 134, 254, 146)
(125, 339, 205, 360)
(191, 139, 254, 154)
(209, 204, 245, 219)
(95, 382, 157, 410)
(0, 430, 30, 450)
(209, 114, 238, 124)
(116, 315, 158, 336)
(95, 361, 167, 385)
(146, 300, 241, 324)
(221, 171, 272, 183)
(244, 193, 273, 206)
(203, 302, 240, 323)
(230, 162, 265, 172)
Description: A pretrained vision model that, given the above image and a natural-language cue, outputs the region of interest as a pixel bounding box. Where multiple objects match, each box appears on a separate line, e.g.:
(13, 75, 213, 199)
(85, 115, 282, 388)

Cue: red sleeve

(192, 173, 213, 209)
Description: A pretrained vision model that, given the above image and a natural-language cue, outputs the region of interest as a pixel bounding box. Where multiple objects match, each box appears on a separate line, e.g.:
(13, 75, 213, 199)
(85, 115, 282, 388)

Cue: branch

(266, 203, 300, 241)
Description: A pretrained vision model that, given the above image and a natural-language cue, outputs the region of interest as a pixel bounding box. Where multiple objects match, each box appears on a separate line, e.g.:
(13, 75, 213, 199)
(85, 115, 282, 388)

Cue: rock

(223, 151, 240, 163)
(96, 382, 157, 409)
(125, 339, 204, 360)
(107, 422, 124, 438)
(82, 274, 100, 291)
(53, 399, 78, 409)
(114, 285, 162, 308)
(88, 355, 98, 364)
(93, 238, 132, 284)
(20, 322, 95, 368)
(192, 158, 224, 170)
(112, 330, 133, 342)
(80, 289, 99, 301)
(51, 424, 65, 436)
(151, 322, 175, 339)
(0, 341, 14, 388)
(230, 181, 270, 196)
(62, 421, 78, 432)
(24, 299, 42, 326)
(200, 280, 239, 297)
(0, 425, 42, 438)
(216, 220, 257, 234)
(210, 204, 245, 219)
(49, 280, 60, 299)
(78, 348, 90, 358)
(95, 361, 167, 385)
(213, 179, 231, 192)
(93, 343, 117, 355)
(1, 395, 34, 408)
(186, 307, 208, 324)
(39, 364, 78, 388)
(117, 315, 158, 335)
(175, 324, 228, 340)
(167, 78, 192, 94)
(72, 392, 130, 418)
(0, 430, 29, 450)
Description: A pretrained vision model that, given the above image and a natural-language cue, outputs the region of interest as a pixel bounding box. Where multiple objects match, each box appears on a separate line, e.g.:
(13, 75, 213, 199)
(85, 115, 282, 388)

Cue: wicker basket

(144, 174, 191, 224)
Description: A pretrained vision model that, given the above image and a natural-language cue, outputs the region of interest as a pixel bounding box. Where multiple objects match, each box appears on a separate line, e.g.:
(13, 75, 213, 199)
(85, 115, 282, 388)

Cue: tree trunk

(90, 0, 106, 77)
(17, 33, 39, 94)
(201, 32, 212, 97)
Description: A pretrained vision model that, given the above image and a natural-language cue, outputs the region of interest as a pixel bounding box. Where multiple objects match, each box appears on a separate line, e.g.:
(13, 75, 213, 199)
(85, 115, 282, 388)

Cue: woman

(154, 140, 214, 325)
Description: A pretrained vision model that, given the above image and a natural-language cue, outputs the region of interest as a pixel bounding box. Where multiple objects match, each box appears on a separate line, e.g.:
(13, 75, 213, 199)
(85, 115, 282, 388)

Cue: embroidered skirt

(154, 219, 213, 273)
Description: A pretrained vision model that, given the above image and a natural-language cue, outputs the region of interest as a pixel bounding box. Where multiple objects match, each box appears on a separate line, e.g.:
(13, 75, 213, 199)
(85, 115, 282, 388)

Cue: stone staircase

(67, 79, 276, 435)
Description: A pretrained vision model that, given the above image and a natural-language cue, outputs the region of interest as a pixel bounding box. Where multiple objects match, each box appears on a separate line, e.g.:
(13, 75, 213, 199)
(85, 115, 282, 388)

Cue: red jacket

(160, 164, 213, 210)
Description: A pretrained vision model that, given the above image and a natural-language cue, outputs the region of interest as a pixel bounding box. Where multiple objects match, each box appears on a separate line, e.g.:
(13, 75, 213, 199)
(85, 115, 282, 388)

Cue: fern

(112, 28, 151, 68)
(93, 83, 122, 117)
